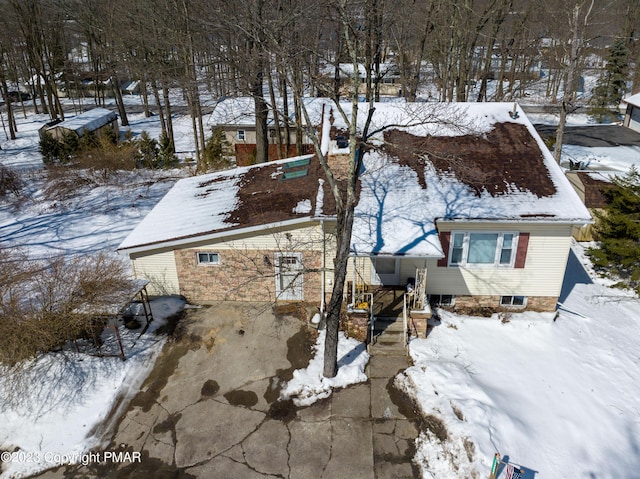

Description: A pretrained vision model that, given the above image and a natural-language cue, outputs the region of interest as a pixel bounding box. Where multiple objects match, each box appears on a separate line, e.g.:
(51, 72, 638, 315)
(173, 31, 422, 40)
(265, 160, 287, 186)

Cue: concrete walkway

(34, 302, 419, 479)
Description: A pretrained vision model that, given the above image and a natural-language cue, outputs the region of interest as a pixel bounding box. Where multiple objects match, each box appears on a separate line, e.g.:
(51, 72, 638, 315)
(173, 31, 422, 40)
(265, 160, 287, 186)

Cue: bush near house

(588, 167, 640, 292)
(0, 249, 133, 366)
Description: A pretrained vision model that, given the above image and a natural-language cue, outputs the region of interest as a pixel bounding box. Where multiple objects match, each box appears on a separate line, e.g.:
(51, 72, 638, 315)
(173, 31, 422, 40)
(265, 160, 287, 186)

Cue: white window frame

(237, 129, 246, 141)
(448, 231, 519, 268)
(197, 252, 220, 265)
(428, 294, 455, 307)
(500, 295, 527, 308)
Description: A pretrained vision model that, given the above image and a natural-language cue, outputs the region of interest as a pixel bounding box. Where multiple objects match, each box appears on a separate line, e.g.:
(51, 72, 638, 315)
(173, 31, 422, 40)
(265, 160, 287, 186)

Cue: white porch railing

(403, 292, 408, 349)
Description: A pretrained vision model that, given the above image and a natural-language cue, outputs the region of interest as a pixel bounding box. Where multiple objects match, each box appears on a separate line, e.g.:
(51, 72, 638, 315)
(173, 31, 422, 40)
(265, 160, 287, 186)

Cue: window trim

(237, 129, 246, 141)
(197, 252, 220, 266)
(500, 295, 527, 308)
(448, 231, 519, 268)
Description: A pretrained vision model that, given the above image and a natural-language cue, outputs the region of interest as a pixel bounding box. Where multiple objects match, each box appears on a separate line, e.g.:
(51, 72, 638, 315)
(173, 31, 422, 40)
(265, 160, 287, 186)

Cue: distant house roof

(623, 93, 640, 108)
(568, 171, 612, 209)
(208, 97, 327, 128)
(53, 108, 117, 135)
(118, 154, 335, 252)
(120, 101, 592, 257)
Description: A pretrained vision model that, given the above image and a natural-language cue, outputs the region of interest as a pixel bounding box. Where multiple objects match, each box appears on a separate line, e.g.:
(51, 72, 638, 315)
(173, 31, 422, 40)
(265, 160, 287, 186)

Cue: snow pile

(293, 199, 312, 214)
(397, 244, 640, 478)
(280, 330, 369, 407)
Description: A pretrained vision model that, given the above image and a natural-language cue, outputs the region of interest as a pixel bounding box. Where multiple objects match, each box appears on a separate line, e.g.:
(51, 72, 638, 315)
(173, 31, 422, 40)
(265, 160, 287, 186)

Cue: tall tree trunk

(141, 79, 150, 118)
(0, 70, 17, 140)
(279, 68, 291, 151)
(252, 71, 269, 163)
(163, 85, 175, 149)
(267, 66, 283, 160)
(554, 3, 591, 163)
(111, 73, 129, 126)
(151, 80, 166, 136)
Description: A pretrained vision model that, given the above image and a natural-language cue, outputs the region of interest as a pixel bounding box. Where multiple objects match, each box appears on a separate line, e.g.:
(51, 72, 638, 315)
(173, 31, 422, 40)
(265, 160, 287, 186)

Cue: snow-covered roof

(120, 101, 591, 257)
(118, 154, 334, 252)
(348, 102, 592, 257)
(208, 97, 327, 128)
(52, 108, 117, 135)
(623, 93, 640, 108)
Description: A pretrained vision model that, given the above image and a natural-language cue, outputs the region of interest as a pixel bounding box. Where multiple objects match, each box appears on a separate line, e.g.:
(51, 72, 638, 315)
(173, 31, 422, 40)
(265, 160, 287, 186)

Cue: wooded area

(1, 0, 640, 163)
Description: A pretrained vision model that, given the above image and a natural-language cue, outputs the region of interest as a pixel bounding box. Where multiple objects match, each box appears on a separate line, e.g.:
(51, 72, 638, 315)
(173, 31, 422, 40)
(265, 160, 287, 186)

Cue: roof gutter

(118, 216, 336, 256)
(436, 217, 594, 226)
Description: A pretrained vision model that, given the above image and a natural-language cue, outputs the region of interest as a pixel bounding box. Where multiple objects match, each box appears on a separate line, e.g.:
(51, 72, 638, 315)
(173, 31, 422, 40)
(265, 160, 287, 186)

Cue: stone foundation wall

(345, 312, 369, 342)
(450, 295, 558, 315)
(175, 248, 322, 304)
(407, 316, 429, 338)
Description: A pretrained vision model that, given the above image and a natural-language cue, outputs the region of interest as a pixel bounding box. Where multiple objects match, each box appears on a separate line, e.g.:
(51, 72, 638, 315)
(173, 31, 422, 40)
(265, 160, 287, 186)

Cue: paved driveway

(35, 302, 419, 479)
(533, 124, 640, 147)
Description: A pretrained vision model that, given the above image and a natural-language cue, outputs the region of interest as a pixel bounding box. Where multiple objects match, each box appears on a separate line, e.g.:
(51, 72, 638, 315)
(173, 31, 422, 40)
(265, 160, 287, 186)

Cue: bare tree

(552, 0, 596, 163)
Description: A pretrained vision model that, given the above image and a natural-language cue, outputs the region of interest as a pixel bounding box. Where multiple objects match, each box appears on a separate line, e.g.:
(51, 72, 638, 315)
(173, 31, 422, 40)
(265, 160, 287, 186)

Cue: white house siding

(197, 223, 325, 251)
(223, 127, 303, 148)
(429, 223, 573, 298)
(399, 258, 429, 285)
(130, 250, 180, 296)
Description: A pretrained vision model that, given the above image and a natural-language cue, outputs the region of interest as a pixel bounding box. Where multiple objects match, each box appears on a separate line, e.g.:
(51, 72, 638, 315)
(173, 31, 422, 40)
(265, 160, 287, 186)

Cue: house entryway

(370, 287, 408, 357)
(275, 253, 304, 300)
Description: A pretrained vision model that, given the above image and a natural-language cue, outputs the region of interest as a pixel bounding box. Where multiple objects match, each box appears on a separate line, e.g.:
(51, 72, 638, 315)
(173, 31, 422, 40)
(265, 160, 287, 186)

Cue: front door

(275, 253, 304, 300)
(371, 256, 400, 285)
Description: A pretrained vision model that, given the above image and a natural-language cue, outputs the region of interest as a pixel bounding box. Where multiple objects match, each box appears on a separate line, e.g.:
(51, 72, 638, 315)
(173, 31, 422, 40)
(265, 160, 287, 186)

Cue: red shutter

(437, 232, 451, 267)
(515, 232, 529, 268)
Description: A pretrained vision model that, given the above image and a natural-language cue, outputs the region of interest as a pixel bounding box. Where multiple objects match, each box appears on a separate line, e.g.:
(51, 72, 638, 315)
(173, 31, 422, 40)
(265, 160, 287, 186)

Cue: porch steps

(371, 317, 407, 357)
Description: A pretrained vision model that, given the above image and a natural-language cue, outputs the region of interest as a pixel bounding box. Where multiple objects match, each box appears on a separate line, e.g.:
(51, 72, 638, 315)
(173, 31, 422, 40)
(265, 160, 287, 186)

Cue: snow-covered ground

(398, 242, 640, 478)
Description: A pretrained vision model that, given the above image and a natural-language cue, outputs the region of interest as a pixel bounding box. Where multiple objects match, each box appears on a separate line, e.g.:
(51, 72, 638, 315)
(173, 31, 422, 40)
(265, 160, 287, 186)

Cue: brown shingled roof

(578, 173, 612, 209)
(227, 156, 336, 228)
(383, 123, 556, 197)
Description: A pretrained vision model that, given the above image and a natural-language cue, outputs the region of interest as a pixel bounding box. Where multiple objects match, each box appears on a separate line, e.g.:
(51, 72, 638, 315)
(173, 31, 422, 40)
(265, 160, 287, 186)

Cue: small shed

(40, 108, 118, 142)
(566, 171, 612, 241)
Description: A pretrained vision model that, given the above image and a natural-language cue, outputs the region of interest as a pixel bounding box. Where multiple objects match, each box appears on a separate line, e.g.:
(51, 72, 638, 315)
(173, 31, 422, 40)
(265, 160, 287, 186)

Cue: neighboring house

(118, 102, 592, 339)
(566, 171, 612, 241)
(319, 62, 403, 97)
(208, 97, 325, 165)
(39, 107, 118, 142)
(622, 93, 640, 133)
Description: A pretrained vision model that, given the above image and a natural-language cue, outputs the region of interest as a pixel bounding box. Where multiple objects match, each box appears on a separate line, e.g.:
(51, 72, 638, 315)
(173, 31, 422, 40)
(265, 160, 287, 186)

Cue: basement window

(429, 294, 455, 307)
(500, 295, 526, 307)
(197, 252, 220, 265)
